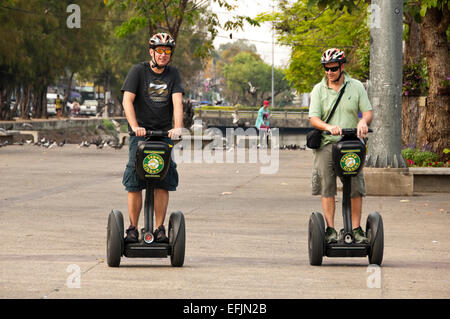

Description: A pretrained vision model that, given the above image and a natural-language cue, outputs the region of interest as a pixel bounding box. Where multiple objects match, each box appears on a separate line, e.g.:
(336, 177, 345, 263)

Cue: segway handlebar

(129, 130, 169, 137)
(324, 128, 373, 135)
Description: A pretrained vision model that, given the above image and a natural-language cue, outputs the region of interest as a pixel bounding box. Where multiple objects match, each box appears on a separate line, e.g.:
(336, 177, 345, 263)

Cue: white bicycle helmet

(149, 32, 176, 49)
(321, 48, 346, 64)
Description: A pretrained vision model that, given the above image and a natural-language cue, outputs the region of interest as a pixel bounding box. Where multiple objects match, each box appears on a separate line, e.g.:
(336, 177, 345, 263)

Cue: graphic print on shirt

(148, 80, 169, 103)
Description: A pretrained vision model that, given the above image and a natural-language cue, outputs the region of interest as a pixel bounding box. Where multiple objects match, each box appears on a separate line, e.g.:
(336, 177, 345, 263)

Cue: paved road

(0, 144, 449, 299)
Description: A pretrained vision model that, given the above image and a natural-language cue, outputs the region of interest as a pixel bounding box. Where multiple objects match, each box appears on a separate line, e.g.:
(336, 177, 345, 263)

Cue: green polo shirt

(308, 73, 372, 147)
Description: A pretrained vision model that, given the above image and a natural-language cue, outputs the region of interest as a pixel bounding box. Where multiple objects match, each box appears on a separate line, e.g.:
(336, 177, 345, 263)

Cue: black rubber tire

(308, 212, 325, 266)
(107, 210, 123, 267)
(366, 211, 384, 266)
(169, 211, 185, 267)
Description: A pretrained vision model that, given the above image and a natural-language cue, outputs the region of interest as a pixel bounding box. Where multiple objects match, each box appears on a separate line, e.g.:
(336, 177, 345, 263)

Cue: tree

(108, 0, 258, 56)
(273, 0, 449, 160)
(414, 1, 449, 159)
(0, 0, 108, 119)
(222, 51, 290, 105)
(257, 0, 370, 93)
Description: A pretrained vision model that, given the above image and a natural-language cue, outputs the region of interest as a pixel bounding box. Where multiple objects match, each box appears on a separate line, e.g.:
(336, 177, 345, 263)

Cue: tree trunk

(401, 13, 423, 148)
(64, 72, 75, 117)
(20, 86, 32, 120)
(34, 87, 47, 119)
(0, 87, 10, 121)
(402, 95, 426, 148)
(41, 87, 47, 119)
(170, 0, 188, 42)
(403, 12, 422, 66)
(418, 7, 450, 160)
(32, 89, 40, 119)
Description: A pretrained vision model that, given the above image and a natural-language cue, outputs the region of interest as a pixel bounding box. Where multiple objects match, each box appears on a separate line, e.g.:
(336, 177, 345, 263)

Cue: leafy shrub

(402, 148, 441, 167)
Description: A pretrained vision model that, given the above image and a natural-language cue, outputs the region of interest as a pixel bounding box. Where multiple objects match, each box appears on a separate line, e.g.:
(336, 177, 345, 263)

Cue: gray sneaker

(353, 226, 369, 244)
(325, 227, 338, 244)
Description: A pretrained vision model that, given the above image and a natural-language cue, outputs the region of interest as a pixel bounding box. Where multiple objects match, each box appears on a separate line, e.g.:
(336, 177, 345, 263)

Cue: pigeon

(42, 140, 52, 148)
(58, 139, 65, 147)
(48, 141, 57, 149)
(78, 140, 90, 148)
(247, 82, 257, 96)
(110, 141, 124, 150)
(94, 139, 106, 149)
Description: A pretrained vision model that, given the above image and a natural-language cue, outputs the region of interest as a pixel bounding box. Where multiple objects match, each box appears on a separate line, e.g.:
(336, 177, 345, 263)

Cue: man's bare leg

(351, 195, 363, 229)
(154, 188, 169, 229)
(127, 191, 142, 227)
(322, 196, 336, 228)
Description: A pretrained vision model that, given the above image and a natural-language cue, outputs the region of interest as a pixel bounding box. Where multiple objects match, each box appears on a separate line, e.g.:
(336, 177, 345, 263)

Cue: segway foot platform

(325, 242, 369, 258)
(124, 241, 171, 258)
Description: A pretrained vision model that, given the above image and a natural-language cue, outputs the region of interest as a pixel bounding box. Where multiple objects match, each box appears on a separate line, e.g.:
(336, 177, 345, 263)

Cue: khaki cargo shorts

(312, 143, 366, 198)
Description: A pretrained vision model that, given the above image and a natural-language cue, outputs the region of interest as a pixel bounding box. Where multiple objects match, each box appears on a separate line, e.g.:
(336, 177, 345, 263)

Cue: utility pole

(366, 0, 406, 168)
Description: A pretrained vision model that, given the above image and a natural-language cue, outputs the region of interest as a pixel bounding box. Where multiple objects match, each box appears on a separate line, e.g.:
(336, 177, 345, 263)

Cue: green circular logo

(340, 153, 361, 172)
(143, 154, 164, 175)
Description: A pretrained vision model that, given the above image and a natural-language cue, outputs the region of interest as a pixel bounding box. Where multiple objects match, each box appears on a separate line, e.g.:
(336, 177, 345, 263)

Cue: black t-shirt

(121, 62, 184, 131)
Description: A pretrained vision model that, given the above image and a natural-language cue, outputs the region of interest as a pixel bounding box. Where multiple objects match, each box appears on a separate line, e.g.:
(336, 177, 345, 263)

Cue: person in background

(255, 100, 271, 148)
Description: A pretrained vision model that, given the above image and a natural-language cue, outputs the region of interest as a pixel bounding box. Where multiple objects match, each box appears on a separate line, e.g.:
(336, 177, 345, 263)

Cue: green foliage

(257, 0, 370, 93)
(108, 0, 259, 52)
(0, 0, 107, 118)
(419, 0, 450, 16)
(102, 119, 116, 131)
(401, 148, 416, 162)
(221, 51, 290, 105)
(402, 148, 441, 166)
(413, 151, 439, 165)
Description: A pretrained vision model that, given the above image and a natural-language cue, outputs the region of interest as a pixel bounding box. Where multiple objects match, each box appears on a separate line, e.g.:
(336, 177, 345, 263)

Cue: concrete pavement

(0, 143, 449, 299)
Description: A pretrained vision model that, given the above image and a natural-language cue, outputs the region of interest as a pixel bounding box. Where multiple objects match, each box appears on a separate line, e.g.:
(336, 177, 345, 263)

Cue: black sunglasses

(324, 65, 340, 72)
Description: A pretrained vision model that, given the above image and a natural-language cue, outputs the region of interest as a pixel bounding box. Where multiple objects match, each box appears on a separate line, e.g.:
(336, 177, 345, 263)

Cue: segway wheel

(169, 211, 186, 267)
(366, 211, 384, 266)
(308, 212, 325, 266)
(107, 209, 124, 267)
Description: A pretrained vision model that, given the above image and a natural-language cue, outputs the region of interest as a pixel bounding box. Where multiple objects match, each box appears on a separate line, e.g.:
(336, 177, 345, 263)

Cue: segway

(107, 130, 186, 267)
(308, 128, 383, 266)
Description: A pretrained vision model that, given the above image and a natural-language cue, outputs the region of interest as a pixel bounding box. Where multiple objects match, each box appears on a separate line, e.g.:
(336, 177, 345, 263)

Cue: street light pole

(366, 0, 406, 168)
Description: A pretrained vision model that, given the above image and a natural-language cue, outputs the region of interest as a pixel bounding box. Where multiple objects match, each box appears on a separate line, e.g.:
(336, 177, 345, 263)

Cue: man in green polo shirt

(309, 48, 373, 244)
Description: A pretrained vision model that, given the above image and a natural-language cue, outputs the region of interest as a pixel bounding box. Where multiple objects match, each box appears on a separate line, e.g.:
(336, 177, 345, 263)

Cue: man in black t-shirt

(121, 32, 184, 244)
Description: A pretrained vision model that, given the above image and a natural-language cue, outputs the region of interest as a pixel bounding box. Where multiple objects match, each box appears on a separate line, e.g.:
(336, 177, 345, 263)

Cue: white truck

(79, 87, 99, 116)
(80, 99, 98, 115)
(46, 93, 57, 115)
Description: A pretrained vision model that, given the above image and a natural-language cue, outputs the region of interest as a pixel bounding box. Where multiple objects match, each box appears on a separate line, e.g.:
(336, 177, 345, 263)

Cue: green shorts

(122, 136, 179, 192)
(313, 143, 366, 198)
